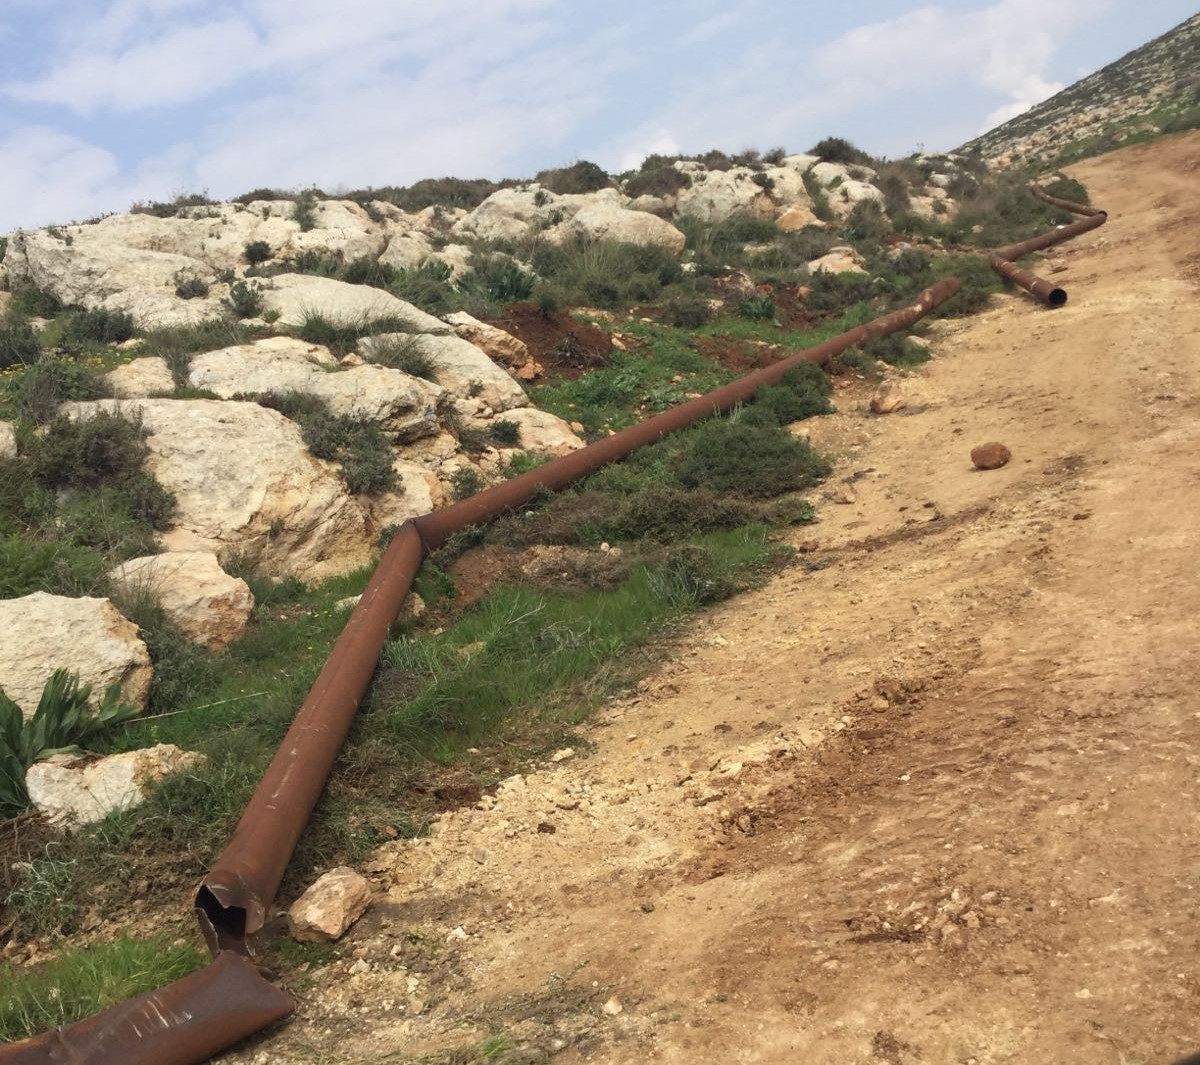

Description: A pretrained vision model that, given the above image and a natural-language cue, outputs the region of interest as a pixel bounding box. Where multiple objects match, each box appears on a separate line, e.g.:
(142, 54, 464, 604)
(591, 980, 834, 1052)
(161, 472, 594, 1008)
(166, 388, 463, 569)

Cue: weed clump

(243, 240, 273, 265)
(366, 334, 437, 379)
(0, 317, 41, 370)
(535, 160, 612, 195)
(676, 418, 830, 498)
(810, 137, 875, 166)
(61, 308, 136, 346)
(226, 281, 264, 319)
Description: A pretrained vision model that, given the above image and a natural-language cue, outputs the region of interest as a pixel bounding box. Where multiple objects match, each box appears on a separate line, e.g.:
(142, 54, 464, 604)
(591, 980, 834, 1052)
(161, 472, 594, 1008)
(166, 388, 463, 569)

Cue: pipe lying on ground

(0, 279, 961, 1065)
(988, 184, 1107, 307)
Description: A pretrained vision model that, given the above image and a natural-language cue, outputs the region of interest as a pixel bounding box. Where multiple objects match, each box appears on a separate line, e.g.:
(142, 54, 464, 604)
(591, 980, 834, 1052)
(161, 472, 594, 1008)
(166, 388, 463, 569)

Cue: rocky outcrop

(493, 408, 585, 456)
(187, 337, 443, 439)
(63, 399, 372, 581)
(674, 168, 775, 222)
(451, 186, 568, 243)
(0, 421, 15, 460)
(25, 745, 205, 826)
(362, 333, 528, 413)
(808, 247, 868, 275)
(545, 203, 687, 254)
(108, 551, 254, 650)
(2, 228, 225, 329)
(0, 593, 152, 719)
(258, 274, 449, 333)
(105, 357, 176, 398)
(288, 866, 373, 943)
(443, 312, 542, 381)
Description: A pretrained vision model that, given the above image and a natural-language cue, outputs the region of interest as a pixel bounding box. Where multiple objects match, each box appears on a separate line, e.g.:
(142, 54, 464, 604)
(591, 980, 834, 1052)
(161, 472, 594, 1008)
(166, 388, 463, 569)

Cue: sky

(0, 0, 1194, 231)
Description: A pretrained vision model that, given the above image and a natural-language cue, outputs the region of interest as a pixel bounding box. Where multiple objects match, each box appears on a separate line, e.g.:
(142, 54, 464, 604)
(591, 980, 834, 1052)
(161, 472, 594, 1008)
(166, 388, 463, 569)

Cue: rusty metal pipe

(988, 186, 1107, 306)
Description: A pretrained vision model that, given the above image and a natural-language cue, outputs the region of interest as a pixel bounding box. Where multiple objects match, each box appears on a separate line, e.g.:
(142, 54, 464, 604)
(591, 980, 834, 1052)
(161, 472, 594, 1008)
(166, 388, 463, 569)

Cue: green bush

(624, 155, 690, 199)
(489, 419, 521, 446)
(389, 260, 460, 315)
(528, 238, 681, 309)
(535, 160, 612, 195)
(805, 271, 875, 313)
(0, 316, 41, 370)
(450, 467, 484, 500)
(675, 418, 830, 498)
(458, 254, 534, 305)
(845, 200, 889, 243)
(341, 257, 398, 289)
(295, 310, 418, 356)
(173, 274, 210, 300)
(748, 363, 832, 425)
(243, 240, 273, 265)
(226, 281, 264, 319)
(130, 192, 217, 218)
(293, 190, 319, 232)
(738, 293, 776, 320)
(32, 411, 148, 489)
(13, 360, 109, 424)
(0, 535, 107, 599)
(9, 284, 63, 318)
(61, 308, 136, 346)
(810, 137, 875, 166)
(664, 297, 712, 328)
(802, 171, 835, 223)
(366, 333, 437, 379)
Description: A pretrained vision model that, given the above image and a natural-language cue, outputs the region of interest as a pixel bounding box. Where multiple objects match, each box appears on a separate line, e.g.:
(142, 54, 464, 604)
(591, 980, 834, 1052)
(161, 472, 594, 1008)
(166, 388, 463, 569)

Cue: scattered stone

(870, 382, 907, 415)
(25, 745, 205, 826)
(602, 995, 624, 1017)
(640, 901, 656, 913)
(971, 442, 1012, 470)
(0, 421, 15, 461)
(288, 867, 373, 943)
(108, 551, 253, 651)
(0, 593, 152, 719)
(551, 748, 575, 762)
(831, 485, 858, 505)
(808, 246, 867, 276)
(537, 822, 557, 834)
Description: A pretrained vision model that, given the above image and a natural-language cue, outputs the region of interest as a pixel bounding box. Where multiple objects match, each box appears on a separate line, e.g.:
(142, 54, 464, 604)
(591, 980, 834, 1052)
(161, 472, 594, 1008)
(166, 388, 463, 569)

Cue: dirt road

(236, 131, 1200, 1065)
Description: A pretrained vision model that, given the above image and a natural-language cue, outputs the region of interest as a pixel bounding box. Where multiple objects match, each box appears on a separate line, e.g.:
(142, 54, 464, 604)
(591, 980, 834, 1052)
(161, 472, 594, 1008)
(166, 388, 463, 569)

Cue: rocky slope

(961, 12, 1200, 166)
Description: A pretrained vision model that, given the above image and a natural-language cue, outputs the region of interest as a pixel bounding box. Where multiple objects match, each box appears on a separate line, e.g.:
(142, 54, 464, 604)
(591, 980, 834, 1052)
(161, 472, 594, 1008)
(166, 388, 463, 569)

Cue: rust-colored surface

(989, 185, 1107, 305)
(0, 196, 1112, 1062)
(0, 953, 292, 1065)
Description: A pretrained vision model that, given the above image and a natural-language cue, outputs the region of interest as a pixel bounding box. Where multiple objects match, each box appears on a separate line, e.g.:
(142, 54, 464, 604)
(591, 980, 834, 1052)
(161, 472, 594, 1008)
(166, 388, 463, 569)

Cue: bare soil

(230, 131, 1200, 1065)
(486, 303, 614, 379)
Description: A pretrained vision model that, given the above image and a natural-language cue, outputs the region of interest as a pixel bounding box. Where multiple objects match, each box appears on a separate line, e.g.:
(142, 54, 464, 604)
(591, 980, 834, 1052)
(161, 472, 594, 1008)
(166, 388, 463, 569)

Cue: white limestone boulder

(108, 551, 254, 650)
(26, 745, 205, 827)
(674, 167, 775, 222)
(495, 408, 585, 456)
(0, 593, 152, 720)
(105, 357, 176, 398)
(62, 399, 372, 581)
(367, 459, 441, 531)
(258, 274, 449, 334)
(187, 337, 443, 439)
(362, 333, 528, 413)
(288, 866, 373, 943)
(808, 247, 868, 275)
(545, 203, 686, 254)
(0, 421, 15, 460)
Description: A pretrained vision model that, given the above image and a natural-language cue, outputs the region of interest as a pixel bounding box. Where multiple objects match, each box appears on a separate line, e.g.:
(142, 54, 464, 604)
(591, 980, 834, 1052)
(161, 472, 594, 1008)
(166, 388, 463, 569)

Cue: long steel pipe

(0, 280, 961, 1065)
(988, 183, 1107, 306)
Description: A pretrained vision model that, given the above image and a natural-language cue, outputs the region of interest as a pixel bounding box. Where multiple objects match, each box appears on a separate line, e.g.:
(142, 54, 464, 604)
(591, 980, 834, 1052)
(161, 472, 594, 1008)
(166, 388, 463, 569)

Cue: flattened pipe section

(0, 280, 961, 1065)
(0, 953, 293, 1065)
(989, 186, 1107, 306)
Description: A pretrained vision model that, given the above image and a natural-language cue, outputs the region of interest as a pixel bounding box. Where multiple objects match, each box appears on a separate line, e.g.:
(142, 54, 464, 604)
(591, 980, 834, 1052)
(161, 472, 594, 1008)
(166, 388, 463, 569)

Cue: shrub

(805, 271, 876, 314)
(9, 284, 63, 318)
(624, 155, 690, 199)
(535, 160, 612, 195)
(762, 147, 787, 165)
(0, 535, 107, 599)
(675, 418, 830, 498)
(801, 170, 835, 223)
(338, 426, 396, 494)
(61, 308, 136, 346)
(1040, 174, 1089, 205)
(32, 411, 149, 489)
(748, 363, 833, 425)
(130, 192, 217, 218)
(845, 200, 889, 243)
(0, 316, 41, 370)
(344, 176, 504, 213)
(364, 333, 437, 379)
(810, 137, 875, 166)
(14, 360, 109, 424)
(738, 293, 775, 320)
(876, 170, 913, 217)
(458, 254, 535, 305)
(449, 466, 484, 501)
(528, 238, 682, 310)
(664, 297, 712, 329)
(293, 189, 320, 231)
(341, 257, 398, 289)
(489, 419, 521, 446)
(226, 281, 264, 319)
(389, 260, 460, 315)
(173, 274, 210, 300)
(243, 240, 273, 265)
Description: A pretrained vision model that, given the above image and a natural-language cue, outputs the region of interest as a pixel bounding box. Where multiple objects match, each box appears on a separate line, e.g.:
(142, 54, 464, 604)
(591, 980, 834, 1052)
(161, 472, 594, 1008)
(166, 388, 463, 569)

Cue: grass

(295, 310, 420, 358)
(366, 333, 438, 379)
(0, 935, 205, 1043)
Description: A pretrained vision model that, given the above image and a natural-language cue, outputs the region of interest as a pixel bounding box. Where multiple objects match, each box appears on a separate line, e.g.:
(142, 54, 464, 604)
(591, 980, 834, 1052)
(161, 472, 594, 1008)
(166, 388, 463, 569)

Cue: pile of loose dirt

(487, 303, 614, 379)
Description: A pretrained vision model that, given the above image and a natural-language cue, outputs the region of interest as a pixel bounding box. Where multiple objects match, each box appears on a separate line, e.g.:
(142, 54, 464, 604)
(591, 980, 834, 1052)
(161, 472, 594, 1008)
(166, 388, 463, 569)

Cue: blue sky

(0, 0, 1194, 231)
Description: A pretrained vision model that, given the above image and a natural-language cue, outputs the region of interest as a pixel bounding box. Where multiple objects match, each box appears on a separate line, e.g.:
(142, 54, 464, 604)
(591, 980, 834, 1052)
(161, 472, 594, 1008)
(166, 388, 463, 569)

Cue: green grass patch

(0, 935, 205, 1043)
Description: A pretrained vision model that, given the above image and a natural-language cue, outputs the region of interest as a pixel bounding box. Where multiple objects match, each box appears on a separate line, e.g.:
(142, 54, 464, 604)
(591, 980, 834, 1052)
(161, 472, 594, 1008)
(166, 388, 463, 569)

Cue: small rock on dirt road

(971, 442, 1012, 470)
(870, 382, 906, 414)
(288, 867, 372, 943)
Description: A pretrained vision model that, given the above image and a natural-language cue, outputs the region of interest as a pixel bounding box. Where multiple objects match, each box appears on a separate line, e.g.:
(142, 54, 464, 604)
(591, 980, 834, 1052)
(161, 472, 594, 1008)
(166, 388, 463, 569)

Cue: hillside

(961, 12, 1200, 166)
